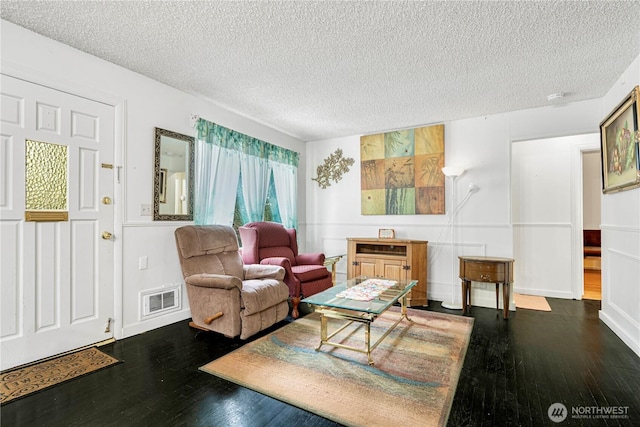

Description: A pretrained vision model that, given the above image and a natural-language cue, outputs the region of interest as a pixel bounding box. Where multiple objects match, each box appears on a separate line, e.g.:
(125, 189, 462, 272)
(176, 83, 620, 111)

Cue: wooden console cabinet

(347, 238, 428, 306)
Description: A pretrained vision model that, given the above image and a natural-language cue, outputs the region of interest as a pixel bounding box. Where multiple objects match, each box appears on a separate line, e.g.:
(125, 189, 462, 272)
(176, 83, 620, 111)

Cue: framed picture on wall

(599, 85, 640, 194)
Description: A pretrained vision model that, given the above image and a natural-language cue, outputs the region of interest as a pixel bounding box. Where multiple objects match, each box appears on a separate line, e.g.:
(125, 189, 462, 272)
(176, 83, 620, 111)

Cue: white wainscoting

(600, 226, 640, 358)
(306, 222, 514, 310)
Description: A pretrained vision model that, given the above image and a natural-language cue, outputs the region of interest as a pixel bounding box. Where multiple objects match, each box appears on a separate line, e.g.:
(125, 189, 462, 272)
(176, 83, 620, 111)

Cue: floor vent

(142, 286, 180, 318)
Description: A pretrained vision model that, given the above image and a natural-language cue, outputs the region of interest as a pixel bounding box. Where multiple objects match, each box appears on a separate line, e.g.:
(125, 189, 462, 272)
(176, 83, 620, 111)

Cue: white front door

(1, 75, 115, 370)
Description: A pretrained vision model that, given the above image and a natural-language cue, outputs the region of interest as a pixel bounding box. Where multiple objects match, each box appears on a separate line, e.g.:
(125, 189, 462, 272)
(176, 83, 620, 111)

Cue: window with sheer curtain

(194, 118, 299, 233)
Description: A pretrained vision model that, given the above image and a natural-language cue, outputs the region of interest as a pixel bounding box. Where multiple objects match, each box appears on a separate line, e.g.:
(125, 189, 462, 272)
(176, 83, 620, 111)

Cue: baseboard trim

(599, 310, 640, 358)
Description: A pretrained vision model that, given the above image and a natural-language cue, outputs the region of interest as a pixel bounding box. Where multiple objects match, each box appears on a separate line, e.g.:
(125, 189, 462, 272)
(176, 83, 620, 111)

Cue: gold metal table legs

(312, 296, 413, 365)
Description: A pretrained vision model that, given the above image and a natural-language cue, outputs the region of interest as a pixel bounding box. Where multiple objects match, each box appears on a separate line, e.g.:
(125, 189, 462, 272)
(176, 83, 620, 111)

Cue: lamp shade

(442, 166, 465, 177)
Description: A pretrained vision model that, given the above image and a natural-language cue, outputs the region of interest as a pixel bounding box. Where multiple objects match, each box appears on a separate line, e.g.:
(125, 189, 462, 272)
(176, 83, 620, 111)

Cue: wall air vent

(142, 286, 181, 318)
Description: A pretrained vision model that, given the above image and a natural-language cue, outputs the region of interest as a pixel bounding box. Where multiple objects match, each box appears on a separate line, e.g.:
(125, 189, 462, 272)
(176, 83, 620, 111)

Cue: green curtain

(196, 119, 299, 167)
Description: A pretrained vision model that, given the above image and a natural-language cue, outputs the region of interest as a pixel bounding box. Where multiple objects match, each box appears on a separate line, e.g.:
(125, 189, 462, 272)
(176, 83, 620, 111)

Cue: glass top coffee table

(302, 275, 417, 365)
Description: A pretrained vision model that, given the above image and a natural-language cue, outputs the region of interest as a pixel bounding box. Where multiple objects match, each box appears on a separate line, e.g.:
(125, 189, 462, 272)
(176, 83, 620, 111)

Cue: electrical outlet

(140, 204, 152, 216)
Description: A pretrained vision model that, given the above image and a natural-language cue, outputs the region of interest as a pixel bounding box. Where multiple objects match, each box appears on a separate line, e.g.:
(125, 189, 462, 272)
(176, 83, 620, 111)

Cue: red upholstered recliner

(239, 221, 333, 318)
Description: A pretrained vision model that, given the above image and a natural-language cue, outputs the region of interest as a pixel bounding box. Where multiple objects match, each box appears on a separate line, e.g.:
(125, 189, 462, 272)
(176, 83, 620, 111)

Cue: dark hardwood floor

(3, 299, 639, 426)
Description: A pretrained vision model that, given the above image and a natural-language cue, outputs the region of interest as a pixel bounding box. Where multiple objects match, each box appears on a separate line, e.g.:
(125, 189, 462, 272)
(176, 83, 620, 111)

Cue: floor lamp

(441, 166, 465, 310)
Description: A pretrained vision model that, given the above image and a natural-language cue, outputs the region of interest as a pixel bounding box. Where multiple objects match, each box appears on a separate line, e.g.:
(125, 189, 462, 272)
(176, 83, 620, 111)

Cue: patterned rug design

(201, 308, 473, 427)
(1, 347, 120, 404)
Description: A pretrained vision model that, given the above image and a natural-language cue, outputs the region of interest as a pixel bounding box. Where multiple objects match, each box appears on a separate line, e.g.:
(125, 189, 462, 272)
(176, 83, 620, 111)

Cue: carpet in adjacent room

(514, 293, 552, 311)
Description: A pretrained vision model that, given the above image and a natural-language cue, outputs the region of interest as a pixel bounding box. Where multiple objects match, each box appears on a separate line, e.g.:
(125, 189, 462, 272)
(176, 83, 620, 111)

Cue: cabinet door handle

(352, 261, 360, 266)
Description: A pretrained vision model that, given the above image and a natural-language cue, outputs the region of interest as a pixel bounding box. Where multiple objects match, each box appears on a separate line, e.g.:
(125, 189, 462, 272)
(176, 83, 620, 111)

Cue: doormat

(0, 347, 121, 405)
(514, 293, 552, 311)
(201, 308, 473, 427)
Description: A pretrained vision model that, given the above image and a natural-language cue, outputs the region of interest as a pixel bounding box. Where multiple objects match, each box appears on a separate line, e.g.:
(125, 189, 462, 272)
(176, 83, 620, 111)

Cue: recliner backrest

(175, 225, 244, 279)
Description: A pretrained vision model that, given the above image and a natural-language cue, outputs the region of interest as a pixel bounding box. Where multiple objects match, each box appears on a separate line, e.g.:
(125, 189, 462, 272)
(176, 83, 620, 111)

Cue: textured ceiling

(2, 1, 640, 141)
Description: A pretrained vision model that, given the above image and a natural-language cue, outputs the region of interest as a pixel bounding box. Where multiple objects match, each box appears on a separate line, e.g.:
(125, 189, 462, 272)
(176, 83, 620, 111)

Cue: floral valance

(196, 118, 299, 167)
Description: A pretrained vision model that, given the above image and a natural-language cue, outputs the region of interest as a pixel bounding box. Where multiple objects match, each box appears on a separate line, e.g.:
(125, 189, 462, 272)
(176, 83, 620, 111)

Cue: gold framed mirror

(153, 127, 194, 221)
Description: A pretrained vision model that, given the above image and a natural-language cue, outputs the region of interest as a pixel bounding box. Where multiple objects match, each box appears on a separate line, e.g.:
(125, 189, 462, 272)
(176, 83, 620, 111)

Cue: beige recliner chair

(175, 225, 289, 339)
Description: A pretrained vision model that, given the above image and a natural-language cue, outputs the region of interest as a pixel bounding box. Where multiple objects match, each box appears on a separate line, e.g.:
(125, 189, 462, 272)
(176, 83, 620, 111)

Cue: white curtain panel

(240, 154, 270, 222)
(195, 139, 240, 225)
(271, 160, 297, 228)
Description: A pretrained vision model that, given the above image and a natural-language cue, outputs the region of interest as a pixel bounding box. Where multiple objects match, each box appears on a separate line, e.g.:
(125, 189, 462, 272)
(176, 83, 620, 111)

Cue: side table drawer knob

(480, 274, 491, 280)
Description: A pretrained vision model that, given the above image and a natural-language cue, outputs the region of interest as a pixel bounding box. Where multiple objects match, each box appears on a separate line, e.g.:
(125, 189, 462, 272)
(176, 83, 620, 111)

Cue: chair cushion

(241, 278, 289, 316)
(243, 264, 285, 281)
(291, 264, 330, 282)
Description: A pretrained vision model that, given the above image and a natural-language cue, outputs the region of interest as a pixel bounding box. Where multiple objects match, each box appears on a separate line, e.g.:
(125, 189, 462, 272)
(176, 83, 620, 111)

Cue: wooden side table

(459, 256, 514, 319)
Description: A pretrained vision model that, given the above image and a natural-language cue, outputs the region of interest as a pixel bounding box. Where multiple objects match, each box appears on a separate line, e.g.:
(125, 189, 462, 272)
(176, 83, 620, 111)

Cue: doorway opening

(511, 134, 600, 301)
(582, 150, 602, 300)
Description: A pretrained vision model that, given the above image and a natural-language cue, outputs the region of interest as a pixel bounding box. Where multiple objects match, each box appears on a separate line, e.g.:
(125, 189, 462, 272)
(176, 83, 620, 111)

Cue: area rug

(514, 293, 552, 311)
(0, 347, 121, 405)
(200, 308, 473, 427)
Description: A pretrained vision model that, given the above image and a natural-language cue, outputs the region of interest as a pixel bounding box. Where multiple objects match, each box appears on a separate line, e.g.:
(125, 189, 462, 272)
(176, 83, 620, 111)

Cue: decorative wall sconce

(312, 149, 355, 189)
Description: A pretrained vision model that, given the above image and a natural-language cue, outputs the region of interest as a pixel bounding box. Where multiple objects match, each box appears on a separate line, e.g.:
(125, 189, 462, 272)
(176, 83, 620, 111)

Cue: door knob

(102, 196, 112, 205)
(102, 231, 113, 240)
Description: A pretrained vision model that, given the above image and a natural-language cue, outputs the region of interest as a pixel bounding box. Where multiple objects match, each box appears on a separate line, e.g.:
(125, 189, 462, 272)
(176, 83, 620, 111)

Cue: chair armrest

(296, 253, 325, 265)
(185, 273, 242, 290)
(260, 257, 293, 271)
(260, 257, 301, 298)
(244, 264, 285, 281)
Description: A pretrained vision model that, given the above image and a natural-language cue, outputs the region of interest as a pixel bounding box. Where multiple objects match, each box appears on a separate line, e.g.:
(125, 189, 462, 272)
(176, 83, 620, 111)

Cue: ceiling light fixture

(547, 92, 565, 102)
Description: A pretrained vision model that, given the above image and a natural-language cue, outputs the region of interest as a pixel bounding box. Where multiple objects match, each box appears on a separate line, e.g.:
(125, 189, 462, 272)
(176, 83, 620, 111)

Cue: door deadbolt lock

(102, 231, 113, 240)
(102, 196, 112, 205)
